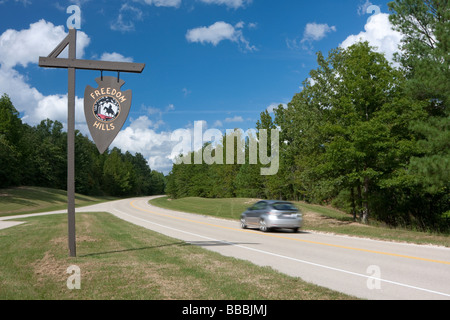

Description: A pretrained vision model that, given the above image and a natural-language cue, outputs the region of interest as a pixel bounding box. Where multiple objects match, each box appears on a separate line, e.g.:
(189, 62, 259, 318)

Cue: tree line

(166, 0, 449, 231)
(0, 95, 165, 197)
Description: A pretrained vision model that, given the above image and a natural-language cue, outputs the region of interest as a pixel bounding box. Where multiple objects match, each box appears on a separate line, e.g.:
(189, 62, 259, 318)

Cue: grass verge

(150, 196, 450, 247)
(0, 212, 356, 300)
(0, 186, 117, 217)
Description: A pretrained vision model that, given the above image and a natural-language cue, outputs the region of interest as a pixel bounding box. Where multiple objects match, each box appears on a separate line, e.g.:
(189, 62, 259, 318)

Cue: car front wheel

(240, 218, 247, 229)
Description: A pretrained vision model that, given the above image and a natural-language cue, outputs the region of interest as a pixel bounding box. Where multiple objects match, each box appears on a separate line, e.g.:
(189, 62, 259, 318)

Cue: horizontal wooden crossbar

(39, 57, 145, 73)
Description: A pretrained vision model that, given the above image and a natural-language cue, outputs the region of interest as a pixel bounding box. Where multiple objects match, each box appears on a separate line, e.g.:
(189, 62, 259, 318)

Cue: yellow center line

(130, 200, 450, 266)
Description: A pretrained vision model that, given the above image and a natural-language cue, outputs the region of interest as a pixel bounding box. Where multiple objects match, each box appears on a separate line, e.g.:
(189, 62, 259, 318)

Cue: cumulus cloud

(186, 21, 256, 52)
(0, 19, 89, 69)
(111, 116, 209, 174)
(287, 22, 336, 51)
(0, 19, 184, 174)
(302, 23, 337, 42)
(0, 20, 90, 133)
(111, 116, 178, 173)
(100, 52, 134, 62)
(340, 13, 403, 64)
(0, 64, 87, 132)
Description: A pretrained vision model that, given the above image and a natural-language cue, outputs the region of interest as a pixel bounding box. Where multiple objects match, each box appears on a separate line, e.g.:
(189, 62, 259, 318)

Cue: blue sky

(0, 0, 402, 174)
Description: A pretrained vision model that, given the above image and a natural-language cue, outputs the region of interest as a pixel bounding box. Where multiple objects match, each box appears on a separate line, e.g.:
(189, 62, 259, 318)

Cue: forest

(0, 97, 166, 197)
(166, 0, 449, 231)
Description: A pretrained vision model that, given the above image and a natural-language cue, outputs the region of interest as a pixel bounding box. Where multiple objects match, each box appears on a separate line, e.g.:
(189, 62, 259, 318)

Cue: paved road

(2, 196, 450, 300)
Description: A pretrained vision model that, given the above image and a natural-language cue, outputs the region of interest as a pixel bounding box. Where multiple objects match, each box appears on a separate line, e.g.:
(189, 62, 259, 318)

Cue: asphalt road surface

(2, 196, 450, 300)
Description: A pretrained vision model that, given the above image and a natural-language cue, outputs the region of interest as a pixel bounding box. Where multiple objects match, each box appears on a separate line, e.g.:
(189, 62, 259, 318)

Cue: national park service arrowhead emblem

(84, 76, 132, 154)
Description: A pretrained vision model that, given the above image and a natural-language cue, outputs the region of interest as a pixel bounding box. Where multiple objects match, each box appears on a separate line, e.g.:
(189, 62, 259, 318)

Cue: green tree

(389, 0, 449, 227)
(124, 151, 153, 195)
(166, 152, 197, 199)
(75, 131, 102, 195)
(27, 119, 67, 189)
(150, 170, 166, 195)
(102, 148, 135, 196)
(277, 42, 422, 224)
(0, 94, 23, 187)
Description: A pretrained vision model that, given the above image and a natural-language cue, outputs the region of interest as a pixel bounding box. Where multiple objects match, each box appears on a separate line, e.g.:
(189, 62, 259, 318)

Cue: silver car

(240, 200, 302, 233)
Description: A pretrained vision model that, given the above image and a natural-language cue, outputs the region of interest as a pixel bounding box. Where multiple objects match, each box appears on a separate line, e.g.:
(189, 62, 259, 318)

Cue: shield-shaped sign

(84, 76, 132, 154)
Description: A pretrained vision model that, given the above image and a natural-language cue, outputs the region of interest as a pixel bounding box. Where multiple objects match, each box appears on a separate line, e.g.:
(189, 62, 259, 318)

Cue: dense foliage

(0, 94, 165, 197)
(166, 0, 449, 231)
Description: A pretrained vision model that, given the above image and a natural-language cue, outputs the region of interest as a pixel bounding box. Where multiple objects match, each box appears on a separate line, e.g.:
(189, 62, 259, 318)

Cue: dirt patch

(32, 251, 68, 284)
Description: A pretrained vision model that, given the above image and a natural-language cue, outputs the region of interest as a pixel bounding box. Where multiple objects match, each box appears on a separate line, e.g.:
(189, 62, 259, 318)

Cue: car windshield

(271, 202, 297, 211)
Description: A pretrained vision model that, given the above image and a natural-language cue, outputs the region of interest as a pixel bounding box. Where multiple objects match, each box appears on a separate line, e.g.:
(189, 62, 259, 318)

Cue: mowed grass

(0, 186, 116, 217)
(150, 197, 450, 247)
(150, 197, 253, 220)
(0, 212, 356, 300)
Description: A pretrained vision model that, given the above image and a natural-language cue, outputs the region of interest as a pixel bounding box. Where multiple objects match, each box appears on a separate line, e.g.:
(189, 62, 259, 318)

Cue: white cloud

(100, 52, 133, 62)
(186, 21, 256, 52)
(0, 20, 90, 133)
(111, 117, 178, 174)
(224, 116, 244, 123)
(340, 13, 403, 64)
(302, 23, 336, 43)
(130, 115, 165, 130)
(186, 21, 236, 46)
(198, 0, 252, 9)
(287, 22, 336, 51)
(112, 117, 211, 174)
(0, 19, 90, 69)
(0, 65, 87, 131)
(0, 19, 184, 175)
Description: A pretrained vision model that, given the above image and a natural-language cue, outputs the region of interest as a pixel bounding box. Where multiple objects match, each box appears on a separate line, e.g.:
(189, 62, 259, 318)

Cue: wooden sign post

(39, 28, 145, 257)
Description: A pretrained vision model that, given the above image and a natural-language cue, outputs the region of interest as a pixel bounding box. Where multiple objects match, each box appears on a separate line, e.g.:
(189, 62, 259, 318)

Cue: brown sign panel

(84, 76, 132, 154)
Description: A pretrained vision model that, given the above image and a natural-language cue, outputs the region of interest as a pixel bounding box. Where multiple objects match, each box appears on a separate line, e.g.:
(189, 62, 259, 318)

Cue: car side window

(252, 202, 267, 210)
(259, 202, 267, 210)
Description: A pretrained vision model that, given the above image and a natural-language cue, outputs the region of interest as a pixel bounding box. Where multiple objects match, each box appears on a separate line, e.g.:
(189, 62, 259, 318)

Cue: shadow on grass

(80, 241, 188, 257)
(81, 240, 261, 257)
